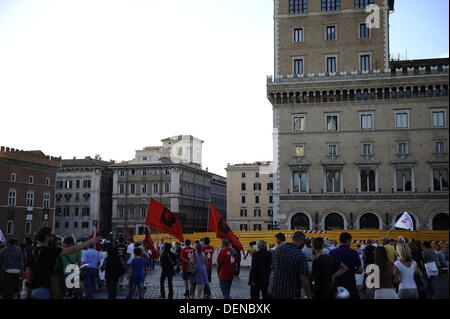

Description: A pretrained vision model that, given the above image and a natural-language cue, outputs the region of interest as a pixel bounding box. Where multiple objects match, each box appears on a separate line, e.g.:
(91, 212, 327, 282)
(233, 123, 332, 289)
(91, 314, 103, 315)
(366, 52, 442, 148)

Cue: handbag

(187, 254, 198, 275)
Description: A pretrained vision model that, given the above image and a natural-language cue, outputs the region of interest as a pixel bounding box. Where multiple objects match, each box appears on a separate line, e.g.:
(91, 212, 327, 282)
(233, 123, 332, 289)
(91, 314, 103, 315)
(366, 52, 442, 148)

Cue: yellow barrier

(134, 230, 449, 249)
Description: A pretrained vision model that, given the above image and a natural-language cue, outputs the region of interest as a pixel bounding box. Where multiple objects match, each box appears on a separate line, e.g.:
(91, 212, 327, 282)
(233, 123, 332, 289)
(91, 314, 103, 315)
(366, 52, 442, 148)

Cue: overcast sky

(0, 0, 448, 176)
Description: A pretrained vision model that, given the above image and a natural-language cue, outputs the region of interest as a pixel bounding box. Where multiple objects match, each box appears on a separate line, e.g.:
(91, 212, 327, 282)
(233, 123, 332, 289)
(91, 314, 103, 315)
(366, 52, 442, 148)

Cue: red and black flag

(208, 203, 243, 251)
(143, 227, 159, 260)
(145, 198, 185, 242)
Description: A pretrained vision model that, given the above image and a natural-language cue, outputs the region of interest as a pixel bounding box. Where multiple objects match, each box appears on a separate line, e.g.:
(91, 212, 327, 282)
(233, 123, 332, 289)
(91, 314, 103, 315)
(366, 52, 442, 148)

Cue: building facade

(226, 162, 275, 231)
(54, 157, 113, 240)
(210, 174, 227, 218)
(0, 146, 61, 240)
(110, 140, 225, 236)
(267, 0, 449, 230)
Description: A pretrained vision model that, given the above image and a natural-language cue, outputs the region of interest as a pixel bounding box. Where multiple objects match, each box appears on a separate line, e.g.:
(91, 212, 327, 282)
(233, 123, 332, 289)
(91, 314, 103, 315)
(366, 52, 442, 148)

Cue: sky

(0, 0, 448, 177)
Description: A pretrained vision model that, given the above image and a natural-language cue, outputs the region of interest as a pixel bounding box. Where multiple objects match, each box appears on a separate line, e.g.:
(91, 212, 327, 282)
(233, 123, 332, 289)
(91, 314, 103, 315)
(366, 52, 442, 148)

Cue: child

(127, 247, 149, 299)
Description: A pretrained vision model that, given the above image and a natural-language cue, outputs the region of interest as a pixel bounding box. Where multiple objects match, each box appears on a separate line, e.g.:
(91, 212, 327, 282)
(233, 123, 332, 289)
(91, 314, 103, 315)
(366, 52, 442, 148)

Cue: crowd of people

(0, 226, 448, 300)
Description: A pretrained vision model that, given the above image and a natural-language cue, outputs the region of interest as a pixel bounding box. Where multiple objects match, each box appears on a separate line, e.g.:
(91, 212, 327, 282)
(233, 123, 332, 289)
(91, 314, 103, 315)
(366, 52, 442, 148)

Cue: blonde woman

(394, 243, 422, 299)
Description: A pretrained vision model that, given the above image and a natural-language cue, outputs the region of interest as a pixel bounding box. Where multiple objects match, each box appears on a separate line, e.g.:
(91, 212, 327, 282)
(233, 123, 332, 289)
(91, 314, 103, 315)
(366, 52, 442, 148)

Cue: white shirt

(127, 243, 135, 264)
(394, 260, 417, 290)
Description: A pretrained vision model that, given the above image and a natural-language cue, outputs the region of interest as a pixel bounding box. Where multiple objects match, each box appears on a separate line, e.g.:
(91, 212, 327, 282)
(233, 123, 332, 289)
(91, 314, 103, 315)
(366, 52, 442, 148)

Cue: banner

(208, 203, 243, 251)
(145, 198, 185, 242)
(394, 212, 414, 231)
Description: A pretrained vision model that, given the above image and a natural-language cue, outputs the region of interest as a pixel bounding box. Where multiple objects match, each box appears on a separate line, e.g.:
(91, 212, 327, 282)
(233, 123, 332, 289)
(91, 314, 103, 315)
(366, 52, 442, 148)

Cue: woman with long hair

(394, 243, 422, 299)
(374, 246, 398, 299)
(189, 244, 209, 299)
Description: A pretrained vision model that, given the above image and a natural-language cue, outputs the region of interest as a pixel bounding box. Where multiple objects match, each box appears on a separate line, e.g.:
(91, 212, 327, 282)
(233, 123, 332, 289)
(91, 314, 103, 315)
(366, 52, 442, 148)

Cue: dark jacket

(160, 251, 177, 273)
(102, 255, 124, 282)
(249, 249, 272, 286)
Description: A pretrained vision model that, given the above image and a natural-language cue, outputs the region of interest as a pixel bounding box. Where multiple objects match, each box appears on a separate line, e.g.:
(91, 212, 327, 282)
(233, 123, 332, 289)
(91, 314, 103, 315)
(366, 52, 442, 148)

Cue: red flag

(208, 203, 243, 251)
(143, 228, 159, 260)
(145, 198, 185, 242)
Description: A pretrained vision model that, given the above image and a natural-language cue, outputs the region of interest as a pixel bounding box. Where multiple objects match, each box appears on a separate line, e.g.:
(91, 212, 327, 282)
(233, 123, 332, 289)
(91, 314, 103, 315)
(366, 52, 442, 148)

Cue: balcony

(361, 154, 375, 161)
(396, 153, 409, 160)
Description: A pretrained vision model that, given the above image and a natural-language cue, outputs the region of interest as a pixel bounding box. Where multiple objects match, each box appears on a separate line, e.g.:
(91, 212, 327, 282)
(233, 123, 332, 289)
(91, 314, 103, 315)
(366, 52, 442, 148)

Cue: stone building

(0, 146, 61, 240)
(110, 138, 225, 236)
(210, 174, 227, 219)
(267, 0, 449, 230)
(226, 162, 275, 231)
(54, 157, 113, 240)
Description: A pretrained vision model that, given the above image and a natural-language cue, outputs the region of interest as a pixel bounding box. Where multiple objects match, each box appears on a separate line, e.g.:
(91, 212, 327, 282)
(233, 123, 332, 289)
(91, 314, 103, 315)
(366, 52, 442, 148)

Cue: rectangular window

(118, 207, 124, 219)
(326, 57, 337, 73)
(253, 224, 262, 231)
(362, 143, 373, 155)
(153, 183, 159, 194)
(76, 180, 80, 189)
(253, 183, 261, 191)
(240, 209, 247, 217)
(142, 169, 148, 176)
(396, 169, 413, 192)
(10, 173, 16, 182)
(141, 184, 147, 194)
(435, 141, 446, 153)
(82, 207, 90, 216)
(119, 184, 125, 194)
(326, 26, 336, 40)
(240, 224, 248, 231)
(241, 172, 246, 178)
(293, 116, 306, 132)
(360, 55, 370, 71)
(8, 190, 16, 206)
(355, 0, 374, 8)
(74, 207, 79, 217)
(294, 28, 304, 43)
(326, 115, 339, 131)
(83, 180, 91, 189)
(395, 111, 409, 128)
(328, 144, 338, 157)
(433, 168, 449, 191)
(254, 208, 261, 217)
(432, 111, 446, 127)
(269, 195, 273, 204)
(361, 113, 373, 130)
(292, 171, 308, 193)
(164, 183, 170, 193)
(129, 184, 136, 194)
(359, 23, 370, 38)
(26, 192, 34, 207)
(255, 195, 260, 204)
(322, 0, 340, 11)
(289, 0, 308, 14)
(295, 145, 305, 157)
(241, 196, 246, 204)
(398, 142, 409, 155)
(43, 193, 50, 209)
(360, 169, 376, 192)
(74, 222, 78, 228)
(326, 169, 341, 193)
(294, 58, 304, 75)
(241, 183, 246, 191)
(267, 183, 273, 191)
(268, 208, 273, 217)
(63, 207, 70, 217)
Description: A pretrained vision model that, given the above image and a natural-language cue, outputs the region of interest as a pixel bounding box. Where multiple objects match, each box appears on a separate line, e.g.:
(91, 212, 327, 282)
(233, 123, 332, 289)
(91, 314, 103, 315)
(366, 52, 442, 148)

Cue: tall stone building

(210, 174, 227, 218)
(226, 162, 275, 231)
(54, 157, 113, 240)
(110, 136, 225, 236)
(267, 0, 449, 230)
(0, 146, 61, 240)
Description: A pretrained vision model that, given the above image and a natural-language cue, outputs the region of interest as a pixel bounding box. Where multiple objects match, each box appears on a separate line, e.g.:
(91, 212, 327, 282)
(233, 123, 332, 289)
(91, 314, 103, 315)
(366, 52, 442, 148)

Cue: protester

(268, 231, 312, 299)
(275, 233, 285, 248)
(25, 227, 98, 299)
(217, 239, 237, 299)
(201, 237, 214, 298)
(60, 236, 82, 299)
(127, 247, 149, 299)
(329, 232, 363, 299)
(0, 238, 23, 299)
(189, 244, 209, 299)
(160, 243, 176, 299)
(373, 246, 399, 299)
(180, 239, 195, 297)
(381, 237, 397, 263)
(310, 237, 348, 299)
(434, 245, 446, 275)
(249, 240, 272, 299)
(233, 246, 242, 277)
(99, 247, 124, 299)
(409, 240, 427, 299)
(394, 243, 421, 299)
(422, 241, 440, 299)
(81, 243, 101, 299)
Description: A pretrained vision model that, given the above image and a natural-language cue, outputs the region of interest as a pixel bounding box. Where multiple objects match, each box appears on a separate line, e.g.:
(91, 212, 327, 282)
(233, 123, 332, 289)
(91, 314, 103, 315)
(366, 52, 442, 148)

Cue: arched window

(25, 221, 32, 234)
(7, 221, 14, 235)
(325, 213, 344, 230)
(359, 213, 380, 229)
(291, 213, 310, 230)
(432, 213, 449, 230)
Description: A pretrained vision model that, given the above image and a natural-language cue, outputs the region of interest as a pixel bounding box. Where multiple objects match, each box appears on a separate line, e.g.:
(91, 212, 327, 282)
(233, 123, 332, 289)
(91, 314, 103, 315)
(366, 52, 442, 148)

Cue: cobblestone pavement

(93, 265, 449, 300)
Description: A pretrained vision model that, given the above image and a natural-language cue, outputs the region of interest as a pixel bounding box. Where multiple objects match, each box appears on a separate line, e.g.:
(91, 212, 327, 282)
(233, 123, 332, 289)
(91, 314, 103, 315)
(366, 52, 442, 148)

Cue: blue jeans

(31, 287, 50, 299)
(127, 279, 145, 299)
(82, 268, 99, 299)
(219, 280, 233, 299)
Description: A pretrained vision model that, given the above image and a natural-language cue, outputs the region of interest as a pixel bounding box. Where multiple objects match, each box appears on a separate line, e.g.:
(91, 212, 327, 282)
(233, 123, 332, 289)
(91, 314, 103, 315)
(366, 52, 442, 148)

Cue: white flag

(394, 212, 414, 231)
(0, 229, 6, 243)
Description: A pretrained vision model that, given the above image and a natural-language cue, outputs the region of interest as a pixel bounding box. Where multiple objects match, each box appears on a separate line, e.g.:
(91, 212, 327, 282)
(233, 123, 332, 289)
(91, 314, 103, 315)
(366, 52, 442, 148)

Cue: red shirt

(201, 245, 215, 270)
(180, 246, 195, 272)
(217, 247, 236, 281)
